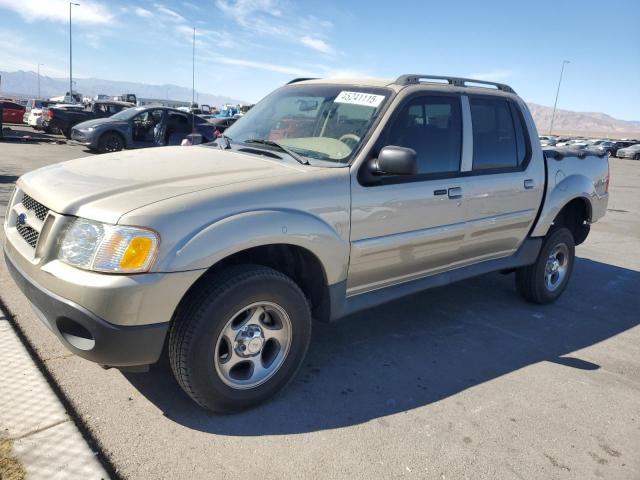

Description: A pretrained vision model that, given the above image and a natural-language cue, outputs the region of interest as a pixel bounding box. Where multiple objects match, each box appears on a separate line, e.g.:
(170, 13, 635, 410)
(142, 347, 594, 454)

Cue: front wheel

(97, 132, 124, 153)
(516, 227, 575, 304)
(168, 265, 312, 413)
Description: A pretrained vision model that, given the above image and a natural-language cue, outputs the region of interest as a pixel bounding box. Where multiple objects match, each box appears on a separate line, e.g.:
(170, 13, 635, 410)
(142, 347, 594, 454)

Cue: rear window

(470, 97, 526, 170)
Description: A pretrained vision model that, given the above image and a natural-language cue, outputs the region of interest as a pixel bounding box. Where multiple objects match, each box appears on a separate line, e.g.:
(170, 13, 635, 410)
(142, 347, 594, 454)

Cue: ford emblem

(16, 213, 27, 226)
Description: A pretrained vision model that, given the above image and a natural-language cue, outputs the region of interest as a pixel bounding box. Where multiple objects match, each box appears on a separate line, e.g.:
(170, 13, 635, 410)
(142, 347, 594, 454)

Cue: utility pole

(549, 60, 570, 135)
(69, 2, 80, 103)
(192, 27, 196, 133)
(37, 63, 44, 99)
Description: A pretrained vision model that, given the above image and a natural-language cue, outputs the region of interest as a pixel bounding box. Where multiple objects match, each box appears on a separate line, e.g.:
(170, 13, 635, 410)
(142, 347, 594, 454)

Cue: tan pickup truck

(4, 75, 609, 412)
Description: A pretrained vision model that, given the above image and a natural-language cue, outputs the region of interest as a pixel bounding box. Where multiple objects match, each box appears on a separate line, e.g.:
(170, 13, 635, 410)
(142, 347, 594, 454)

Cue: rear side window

(470, 97, 526, 170)
(385, 95, 462, 175)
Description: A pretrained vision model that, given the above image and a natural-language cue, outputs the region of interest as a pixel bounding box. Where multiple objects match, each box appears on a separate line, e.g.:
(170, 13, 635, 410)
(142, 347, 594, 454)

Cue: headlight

(59, 218, 159, 273)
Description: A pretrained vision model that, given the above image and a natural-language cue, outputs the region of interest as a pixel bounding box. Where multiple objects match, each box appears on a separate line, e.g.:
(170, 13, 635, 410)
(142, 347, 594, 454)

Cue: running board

(330, 238, 542, 321)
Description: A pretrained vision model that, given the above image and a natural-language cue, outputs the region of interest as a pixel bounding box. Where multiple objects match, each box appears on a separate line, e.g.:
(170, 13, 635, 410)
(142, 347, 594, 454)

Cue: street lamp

(549, 60, 570, 135)
(37, 64, 45, 98)
(37, 63, 44, 99)
(69, 2, 80, 103)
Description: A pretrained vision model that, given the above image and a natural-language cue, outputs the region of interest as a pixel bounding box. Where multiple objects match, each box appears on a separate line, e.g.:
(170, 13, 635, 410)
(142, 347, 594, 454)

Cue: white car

(23, 99, 56, 130)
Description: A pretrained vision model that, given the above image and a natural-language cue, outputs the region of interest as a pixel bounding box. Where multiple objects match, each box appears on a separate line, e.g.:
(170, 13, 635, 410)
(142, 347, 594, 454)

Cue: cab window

(384, 95, 462, 175)
(470, 97, 526, 170)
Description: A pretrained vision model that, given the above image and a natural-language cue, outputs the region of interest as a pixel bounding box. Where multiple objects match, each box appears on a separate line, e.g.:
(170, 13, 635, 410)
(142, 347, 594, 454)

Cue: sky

(0, 0, 638, 120)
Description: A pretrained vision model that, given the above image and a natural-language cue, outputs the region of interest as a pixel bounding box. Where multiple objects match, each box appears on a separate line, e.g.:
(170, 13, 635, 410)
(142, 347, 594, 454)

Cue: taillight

(48, 110, 54, 119)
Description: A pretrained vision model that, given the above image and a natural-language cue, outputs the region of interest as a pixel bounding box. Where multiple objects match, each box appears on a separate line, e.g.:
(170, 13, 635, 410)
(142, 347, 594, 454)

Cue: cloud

(467, 70, 516, 81)
(203, 54, 312, 76)
(0, 0, 113, 24)
(182, 2, 201, 11)
(153, 3, 186, 23)
(134, 7, 153, 18)
(300, 36, 334, 55)
(215, 0, 336, 55)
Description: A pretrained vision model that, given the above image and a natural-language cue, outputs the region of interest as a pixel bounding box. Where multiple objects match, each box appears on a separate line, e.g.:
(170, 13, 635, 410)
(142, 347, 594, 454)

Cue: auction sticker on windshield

(334, 91, 385, 108)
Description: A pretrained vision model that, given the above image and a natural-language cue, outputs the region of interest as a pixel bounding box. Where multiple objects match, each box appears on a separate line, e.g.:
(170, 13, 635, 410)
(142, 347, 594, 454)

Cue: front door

(348, 94, 467, 296)
(130, 109, 165, 148)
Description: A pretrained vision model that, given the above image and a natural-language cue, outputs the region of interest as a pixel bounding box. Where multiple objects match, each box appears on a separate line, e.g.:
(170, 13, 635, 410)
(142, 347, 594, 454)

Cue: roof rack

(286, 77, 318, 85)
(393, 74, 515, 94)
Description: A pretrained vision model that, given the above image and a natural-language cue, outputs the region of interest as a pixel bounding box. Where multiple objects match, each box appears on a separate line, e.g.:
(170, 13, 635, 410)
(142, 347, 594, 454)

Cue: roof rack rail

(394, 74, 515, 94)
(286, 77, 318, 85)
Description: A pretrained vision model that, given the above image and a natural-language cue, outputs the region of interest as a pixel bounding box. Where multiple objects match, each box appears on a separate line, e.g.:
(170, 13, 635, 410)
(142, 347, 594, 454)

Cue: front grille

(16, 224, 39, 248)
(22, 193, 49, 221)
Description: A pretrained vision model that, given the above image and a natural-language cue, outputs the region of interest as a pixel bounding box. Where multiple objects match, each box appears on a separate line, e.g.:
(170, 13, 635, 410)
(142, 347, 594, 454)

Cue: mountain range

(0, 70, 245, 107)
(1, 70, 638, 137)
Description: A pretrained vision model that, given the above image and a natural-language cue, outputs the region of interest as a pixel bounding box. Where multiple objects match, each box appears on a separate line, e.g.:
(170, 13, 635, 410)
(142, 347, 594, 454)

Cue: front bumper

(5, 249, 169, 366)
(69, 129, 95, 147)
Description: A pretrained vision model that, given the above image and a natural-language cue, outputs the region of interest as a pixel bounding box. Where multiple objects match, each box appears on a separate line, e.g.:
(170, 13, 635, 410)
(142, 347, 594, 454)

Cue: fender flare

(531, 173, 595, 237)
(158, 209, 349, 285)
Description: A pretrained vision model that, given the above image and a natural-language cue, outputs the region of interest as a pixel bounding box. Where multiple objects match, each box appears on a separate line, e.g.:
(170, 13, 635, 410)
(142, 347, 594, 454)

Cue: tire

(634, 153, 640, 160)
(516, 227, 575, 304)
(97, 132, 125, 153)
(169, 265, 312, 413)
(63, 128, 72, 139)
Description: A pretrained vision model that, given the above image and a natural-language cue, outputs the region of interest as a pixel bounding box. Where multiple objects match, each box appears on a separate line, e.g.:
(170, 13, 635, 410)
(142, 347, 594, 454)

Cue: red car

(1, 100, 26, 124)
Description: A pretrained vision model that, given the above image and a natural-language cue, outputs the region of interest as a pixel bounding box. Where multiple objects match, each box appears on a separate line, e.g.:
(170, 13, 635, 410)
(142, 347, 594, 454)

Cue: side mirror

(371, 146, 417, 176)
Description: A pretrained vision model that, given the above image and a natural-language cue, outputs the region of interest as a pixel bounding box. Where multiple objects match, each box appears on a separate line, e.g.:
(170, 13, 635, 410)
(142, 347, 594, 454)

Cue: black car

(70, 106, 216, 153)
(203, 115, 239, 133)
(45, 100, 134, 138)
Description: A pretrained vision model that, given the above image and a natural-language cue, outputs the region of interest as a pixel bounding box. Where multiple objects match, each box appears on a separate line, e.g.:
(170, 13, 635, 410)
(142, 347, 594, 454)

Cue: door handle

(524, 179, 535, 189)
(448, 187, 463, 199)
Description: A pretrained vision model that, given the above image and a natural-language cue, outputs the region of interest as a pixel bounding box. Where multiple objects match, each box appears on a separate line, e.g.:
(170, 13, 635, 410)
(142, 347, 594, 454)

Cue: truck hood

(18, 146, 305, 224)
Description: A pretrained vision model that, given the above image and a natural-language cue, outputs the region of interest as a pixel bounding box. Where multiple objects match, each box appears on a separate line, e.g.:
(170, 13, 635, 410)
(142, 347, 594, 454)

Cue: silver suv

(4, 75, 609, 412)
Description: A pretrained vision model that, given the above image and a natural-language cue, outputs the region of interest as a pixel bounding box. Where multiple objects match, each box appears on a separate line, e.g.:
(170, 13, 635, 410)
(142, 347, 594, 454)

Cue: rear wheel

(516, 227, 575, 304)
(169, 265, 312, 413)
(97, 132, 124, 153)
(634, 153, 640, 160)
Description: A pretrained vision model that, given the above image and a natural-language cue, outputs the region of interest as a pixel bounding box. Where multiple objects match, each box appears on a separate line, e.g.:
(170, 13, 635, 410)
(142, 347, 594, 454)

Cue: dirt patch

(0, 435, 26, 480)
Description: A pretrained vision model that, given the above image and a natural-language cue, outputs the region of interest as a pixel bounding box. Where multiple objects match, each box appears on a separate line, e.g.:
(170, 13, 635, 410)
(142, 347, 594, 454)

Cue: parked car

(539, 135, 557, 146)
(204, 115, 238, 133)
(45, 100, 134, 139)
(616, 144, 640, 159)
(23, 99, 57, 130)
(40, 103, 84, 134)
(1, 100, 26, 124)
(611, 140, 637, 157)
(4, 74, 609, 412)
(70, 106, 216, 153)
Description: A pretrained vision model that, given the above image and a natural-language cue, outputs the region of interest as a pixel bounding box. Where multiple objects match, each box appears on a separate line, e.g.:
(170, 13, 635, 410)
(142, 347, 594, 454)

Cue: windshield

(223, 84, 391, 164)
(110, 106, 146, 121)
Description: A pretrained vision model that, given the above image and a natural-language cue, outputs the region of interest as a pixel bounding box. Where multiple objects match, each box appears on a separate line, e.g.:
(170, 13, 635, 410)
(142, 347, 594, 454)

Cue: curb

(0, 301, 116, 479)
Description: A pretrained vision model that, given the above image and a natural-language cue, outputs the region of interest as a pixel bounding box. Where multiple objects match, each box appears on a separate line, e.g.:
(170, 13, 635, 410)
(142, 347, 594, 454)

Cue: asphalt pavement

(1, 126, 639, 479)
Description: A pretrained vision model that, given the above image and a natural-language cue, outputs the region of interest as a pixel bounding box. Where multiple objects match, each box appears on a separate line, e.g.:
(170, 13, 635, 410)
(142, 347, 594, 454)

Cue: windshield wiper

(244, 139, 309, 165)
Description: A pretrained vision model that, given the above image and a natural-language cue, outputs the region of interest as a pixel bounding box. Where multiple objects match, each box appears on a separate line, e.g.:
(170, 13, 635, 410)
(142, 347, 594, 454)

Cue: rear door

(457, 95, 544, 263)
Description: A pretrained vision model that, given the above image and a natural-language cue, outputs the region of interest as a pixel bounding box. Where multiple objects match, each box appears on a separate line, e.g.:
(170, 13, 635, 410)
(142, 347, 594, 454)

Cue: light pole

(37, 63, 44, 99)
(549, 60, 570, 135)
(192, 26, 196, 133)
(69, 2, 80, 103)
